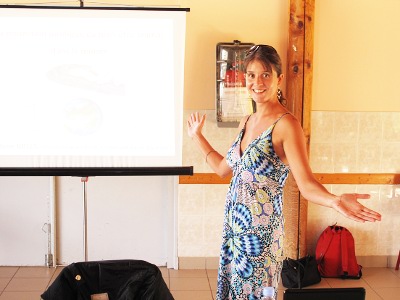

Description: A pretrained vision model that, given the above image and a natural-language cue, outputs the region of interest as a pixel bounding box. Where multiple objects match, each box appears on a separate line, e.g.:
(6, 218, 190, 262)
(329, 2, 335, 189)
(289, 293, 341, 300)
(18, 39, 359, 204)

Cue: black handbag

(281, 255, 321, 288)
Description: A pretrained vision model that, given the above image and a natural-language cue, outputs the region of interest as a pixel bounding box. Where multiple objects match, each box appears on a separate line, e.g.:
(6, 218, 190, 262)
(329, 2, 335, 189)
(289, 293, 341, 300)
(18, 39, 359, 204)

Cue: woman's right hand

(187, 112, 206, 138)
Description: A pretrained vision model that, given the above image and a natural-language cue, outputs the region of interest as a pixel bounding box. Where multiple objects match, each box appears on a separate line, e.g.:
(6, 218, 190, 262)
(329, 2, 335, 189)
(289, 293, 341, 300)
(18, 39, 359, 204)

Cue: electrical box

(216, 40, 255, 127)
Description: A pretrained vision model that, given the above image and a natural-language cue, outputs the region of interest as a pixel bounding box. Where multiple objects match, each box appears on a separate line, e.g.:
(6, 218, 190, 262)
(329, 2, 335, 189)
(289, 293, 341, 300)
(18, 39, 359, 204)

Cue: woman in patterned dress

(187, 45, 381, 300)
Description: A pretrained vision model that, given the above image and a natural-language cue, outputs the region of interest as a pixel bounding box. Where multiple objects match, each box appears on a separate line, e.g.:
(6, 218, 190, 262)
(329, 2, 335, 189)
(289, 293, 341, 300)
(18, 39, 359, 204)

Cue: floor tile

(365, 288, 385, 300)
(159, 267, 169, 278)
(169, 269, 208, 278)
(324, 277, 370, 288)
(206, 269, 218, 278)
(0, 268, 18, 278)
(363, 268, 400, 288)
(169, 277, 210, 291)
(4, 278, 50, 292)
(171, 290, 214, 300)
(374, 287, 400, 300)
(14, 267, 55, 278)
(0, 291, 43, 300)
(389, 269, 400, 278)
(209, 276, 217, 291)
(0, 278, 11, 292)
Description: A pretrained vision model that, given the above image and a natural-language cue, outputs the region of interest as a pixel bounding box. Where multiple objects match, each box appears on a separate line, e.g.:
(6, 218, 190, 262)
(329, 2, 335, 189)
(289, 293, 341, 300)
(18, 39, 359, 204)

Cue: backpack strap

(341, 228, 362, 279)
(316, 226, 335, 263)
(341, 228, 349, 278)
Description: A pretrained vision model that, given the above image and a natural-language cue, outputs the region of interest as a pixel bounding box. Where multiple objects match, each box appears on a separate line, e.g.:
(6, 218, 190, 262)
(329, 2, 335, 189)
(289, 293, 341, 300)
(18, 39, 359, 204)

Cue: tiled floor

(0, 266, 399, 299)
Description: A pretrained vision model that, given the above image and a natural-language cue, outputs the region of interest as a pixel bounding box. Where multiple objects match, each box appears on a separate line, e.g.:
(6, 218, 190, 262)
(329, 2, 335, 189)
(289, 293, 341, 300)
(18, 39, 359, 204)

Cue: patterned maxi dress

(216, 113, 290, 300)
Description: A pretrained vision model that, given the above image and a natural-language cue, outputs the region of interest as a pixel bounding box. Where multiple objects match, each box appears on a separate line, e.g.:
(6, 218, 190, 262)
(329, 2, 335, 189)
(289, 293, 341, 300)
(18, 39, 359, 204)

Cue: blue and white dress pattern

(216, 113, 290, 300)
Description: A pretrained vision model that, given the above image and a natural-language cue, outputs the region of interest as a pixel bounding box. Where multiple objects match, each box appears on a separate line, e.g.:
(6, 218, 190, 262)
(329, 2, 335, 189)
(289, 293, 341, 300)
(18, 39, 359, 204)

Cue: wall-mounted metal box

(216, 40, 255, 127)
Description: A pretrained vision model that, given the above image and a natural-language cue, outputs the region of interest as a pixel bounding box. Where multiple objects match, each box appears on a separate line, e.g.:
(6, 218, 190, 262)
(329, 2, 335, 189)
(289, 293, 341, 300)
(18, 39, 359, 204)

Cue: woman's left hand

(187, 112, 206, 139)
(331, 193, 382, 222)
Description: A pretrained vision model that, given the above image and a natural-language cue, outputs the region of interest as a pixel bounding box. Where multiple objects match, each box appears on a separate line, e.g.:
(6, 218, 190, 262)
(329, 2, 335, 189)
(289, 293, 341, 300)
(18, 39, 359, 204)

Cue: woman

(187, 45, 381, 300)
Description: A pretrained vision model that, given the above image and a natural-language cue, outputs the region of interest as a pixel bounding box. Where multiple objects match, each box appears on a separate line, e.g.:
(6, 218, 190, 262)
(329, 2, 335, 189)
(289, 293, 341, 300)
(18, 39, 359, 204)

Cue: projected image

(63, 98, 103, 136)
(0, 7, 186, 167)
(47, 64, 124, 96)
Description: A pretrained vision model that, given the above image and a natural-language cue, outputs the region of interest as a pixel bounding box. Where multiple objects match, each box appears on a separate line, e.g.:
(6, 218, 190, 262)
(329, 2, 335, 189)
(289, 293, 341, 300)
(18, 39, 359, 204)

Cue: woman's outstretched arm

(277, 115, 381, 223)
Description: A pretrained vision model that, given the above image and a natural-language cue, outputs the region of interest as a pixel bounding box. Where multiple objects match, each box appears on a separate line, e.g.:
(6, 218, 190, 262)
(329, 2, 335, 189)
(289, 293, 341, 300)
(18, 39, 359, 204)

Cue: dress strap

(241, 114, 252, 131)
(273, 112, 290, 126)
(244, 114, 252, 125)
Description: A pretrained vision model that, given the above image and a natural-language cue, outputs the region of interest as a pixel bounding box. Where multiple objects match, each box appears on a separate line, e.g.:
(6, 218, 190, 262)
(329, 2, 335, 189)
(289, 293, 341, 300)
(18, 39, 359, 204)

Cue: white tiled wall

(179, 110, 236, 258)
(310, 111, 400, 173)
(308, 111, 400, 258)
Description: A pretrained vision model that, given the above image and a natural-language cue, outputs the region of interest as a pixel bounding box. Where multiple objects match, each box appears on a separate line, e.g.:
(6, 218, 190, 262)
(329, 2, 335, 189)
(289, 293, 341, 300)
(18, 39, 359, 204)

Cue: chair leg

(396, 250, 400, 271)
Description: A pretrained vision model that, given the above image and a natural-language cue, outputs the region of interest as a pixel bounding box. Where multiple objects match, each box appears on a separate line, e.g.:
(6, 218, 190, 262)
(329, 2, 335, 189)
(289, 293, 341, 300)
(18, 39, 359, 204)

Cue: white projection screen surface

(0, 6, 187, 170)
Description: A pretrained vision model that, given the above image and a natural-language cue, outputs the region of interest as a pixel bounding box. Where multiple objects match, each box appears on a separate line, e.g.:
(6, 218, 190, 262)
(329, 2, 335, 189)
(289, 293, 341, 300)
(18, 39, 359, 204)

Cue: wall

(308, 111, 400, 265)
(179, 0, 400, 269)
(312, 0, 400, 112)
(306, 0, 400, 267)
(180, 0, 289, 109)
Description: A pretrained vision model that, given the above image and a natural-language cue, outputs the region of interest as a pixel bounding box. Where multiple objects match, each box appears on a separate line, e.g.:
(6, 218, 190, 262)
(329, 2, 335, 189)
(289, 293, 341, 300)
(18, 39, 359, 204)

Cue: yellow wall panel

(313, 0, 400, 111)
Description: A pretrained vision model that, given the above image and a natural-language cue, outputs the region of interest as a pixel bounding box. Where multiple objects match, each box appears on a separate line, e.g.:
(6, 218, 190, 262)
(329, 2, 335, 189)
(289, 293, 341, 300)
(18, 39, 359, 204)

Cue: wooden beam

(286, 0, 306, 121)
(179, 173, 230, 184)
(179, 173, 400, 185)
(313, 173, 400, 185)
(286, 0, 308, 259)
(303, 0, 315, 153)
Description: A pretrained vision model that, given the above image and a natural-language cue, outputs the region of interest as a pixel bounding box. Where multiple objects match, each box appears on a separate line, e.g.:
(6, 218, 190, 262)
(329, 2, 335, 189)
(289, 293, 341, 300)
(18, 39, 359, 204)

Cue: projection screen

(0, 5, 188, 172)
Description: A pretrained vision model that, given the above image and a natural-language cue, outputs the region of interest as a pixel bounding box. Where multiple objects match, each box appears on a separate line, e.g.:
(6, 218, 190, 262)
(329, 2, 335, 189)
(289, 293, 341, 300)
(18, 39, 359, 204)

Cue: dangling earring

(277, 89, 282, 101)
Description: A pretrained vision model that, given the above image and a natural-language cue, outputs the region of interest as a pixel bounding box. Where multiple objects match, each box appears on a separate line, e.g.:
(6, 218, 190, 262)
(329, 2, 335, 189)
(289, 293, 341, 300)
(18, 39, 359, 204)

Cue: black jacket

(41, 260, 174, 300)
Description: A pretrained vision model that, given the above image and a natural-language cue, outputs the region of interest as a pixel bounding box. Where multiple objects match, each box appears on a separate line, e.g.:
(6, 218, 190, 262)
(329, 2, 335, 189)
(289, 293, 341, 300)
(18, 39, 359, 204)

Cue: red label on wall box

(225, 69, 245, 87)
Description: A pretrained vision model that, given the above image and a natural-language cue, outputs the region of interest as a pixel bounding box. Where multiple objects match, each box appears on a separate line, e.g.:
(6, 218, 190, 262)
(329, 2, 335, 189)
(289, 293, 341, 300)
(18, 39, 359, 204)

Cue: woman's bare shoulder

(275, 111, 304, 137)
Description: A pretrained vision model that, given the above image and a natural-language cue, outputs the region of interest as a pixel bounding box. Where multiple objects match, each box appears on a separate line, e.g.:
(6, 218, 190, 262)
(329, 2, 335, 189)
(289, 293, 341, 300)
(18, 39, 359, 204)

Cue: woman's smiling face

(245, 59, 283, 104)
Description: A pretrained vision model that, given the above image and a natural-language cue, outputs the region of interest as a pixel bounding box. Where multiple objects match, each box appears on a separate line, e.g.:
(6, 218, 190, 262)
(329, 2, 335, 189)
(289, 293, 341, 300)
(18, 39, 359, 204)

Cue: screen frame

(0, 5, 190, 176)
(0, 5, 190, 12)
(0, 166, 193, 176)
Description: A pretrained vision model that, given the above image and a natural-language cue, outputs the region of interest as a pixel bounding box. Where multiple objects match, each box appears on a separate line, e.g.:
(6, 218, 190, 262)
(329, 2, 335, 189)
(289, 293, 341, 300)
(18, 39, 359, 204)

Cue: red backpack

(315, 225, 362, 279)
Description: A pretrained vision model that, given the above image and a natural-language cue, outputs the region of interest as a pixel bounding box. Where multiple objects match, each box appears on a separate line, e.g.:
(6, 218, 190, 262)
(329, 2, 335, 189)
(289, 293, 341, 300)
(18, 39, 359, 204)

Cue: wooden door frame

(283, 0, 314, 258)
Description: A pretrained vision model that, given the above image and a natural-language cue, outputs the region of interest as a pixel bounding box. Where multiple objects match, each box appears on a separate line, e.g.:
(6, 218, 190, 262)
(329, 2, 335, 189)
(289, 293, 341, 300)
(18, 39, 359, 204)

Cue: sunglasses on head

(245, 44, 277, 57)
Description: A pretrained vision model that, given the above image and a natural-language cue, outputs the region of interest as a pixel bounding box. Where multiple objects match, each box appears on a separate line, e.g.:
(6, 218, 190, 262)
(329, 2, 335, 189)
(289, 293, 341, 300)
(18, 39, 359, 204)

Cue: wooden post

(283, 0, 314, 259)
(300, 0, 315, 258)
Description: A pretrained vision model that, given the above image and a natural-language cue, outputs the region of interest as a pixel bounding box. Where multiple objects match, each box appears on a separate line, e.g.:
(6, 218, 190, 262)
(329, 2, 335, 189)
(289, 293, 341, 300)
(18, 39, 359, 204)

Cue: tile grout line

(0, 267, 20, 296)
(360, 277, 384, 299)
(206, 272, 215, 300)
(167, 268, 171, 291)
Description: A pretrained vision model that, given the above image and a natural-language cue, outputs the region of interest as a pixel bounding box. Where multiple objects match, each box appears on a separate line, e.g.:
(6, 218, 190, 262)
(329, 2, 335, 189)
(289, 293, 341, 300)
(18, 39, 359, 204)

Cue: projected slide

(0, 6, 186, 168)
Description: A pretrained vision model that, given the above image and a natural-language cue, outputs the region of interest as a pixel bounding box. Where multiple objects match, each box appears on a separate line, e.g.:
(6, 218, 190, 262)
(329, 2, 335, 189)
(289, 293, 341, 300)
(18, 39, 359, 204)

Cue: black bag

(281, 255, 321, 288)
(41, 259, 174, 300)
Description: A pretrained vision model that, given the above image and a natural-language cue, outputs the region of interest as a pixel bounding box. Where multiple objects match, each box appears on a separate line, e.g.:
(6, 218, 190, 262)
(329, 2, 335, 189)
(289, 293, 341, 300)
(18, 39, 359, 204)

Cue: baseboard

(178, 257, 219, 269)
(386, 255, 399, 268)
(178, 255, 399, 269)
